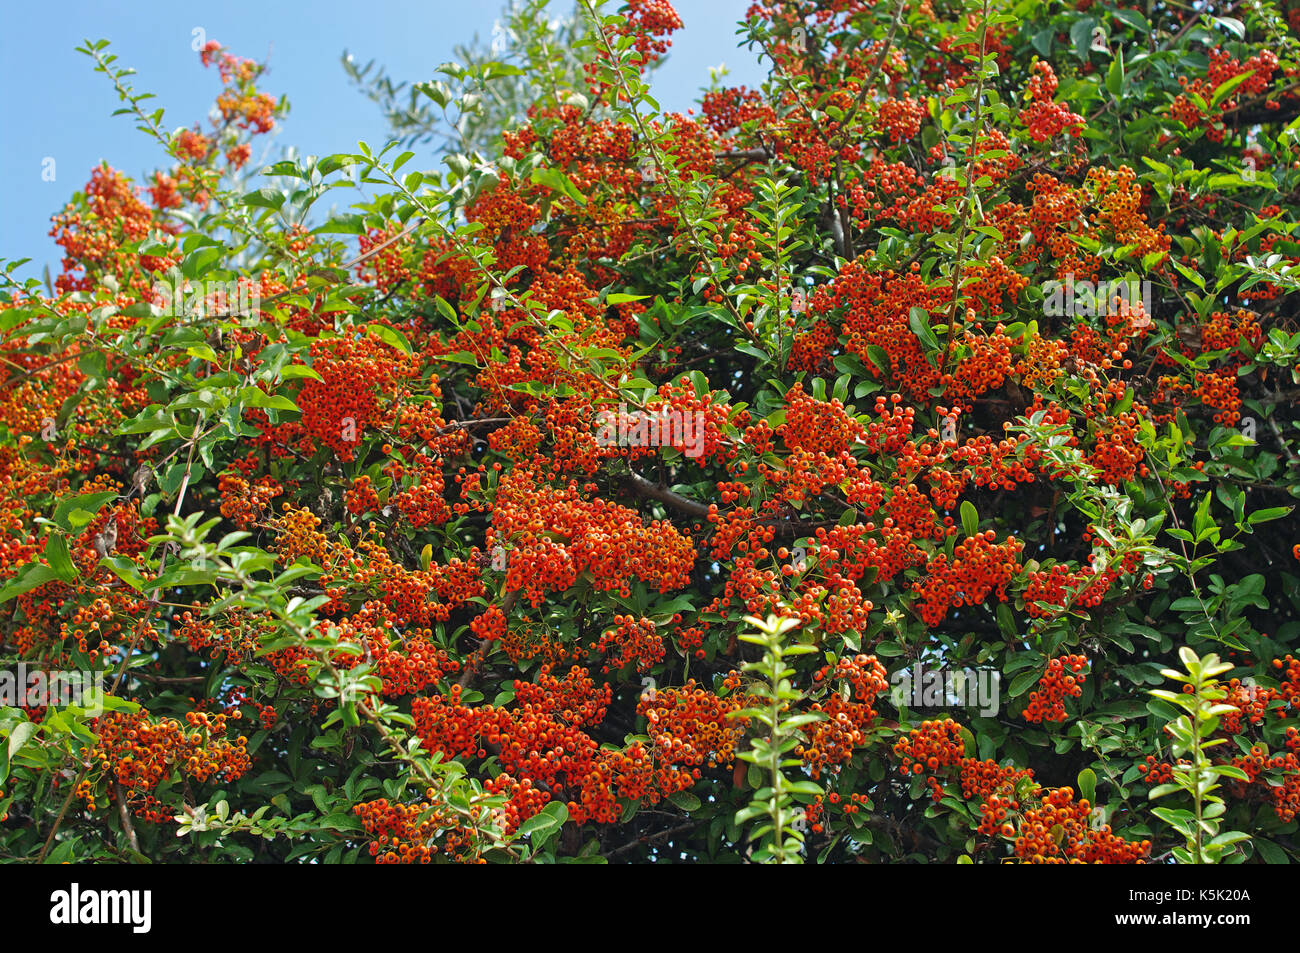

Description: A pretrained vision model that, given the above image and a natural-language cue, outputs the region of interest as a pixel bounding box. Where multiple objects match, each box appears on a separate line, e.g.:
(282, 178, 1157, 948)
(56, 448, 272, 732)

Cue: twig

(456, 590, 521, 690)
(939, 0, 991, 375)
(116, 784, 141, 854)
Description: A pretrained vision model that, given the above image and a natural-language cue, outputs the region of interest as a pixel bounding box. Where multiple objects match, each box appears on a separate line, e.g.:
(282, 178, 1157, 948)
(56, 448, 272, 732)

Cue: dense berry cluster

(3, 0, 1300, 867)
(1023, 655, 1089, 723)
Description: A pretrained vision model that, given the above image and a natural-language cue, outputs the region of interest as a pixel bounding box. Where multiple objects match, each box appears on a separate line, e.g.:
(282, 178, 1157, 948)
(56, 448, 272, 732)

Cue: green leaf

(52, 492, 117, 531)
(243, 187, 286, 210)
(864, 345, 891, 375)
(78, 350, 108, 381)
(1210, 71, 1254, 110)
(1008, 669, 1041, 699)
(1070, 17, 1097, 61)
(1113, 8, 1149, 33)
(1247, 506, 1291, 524)
(45, 536, 77, 582)
(366, 323, 412, 355)
(1077, 768, 1097, 805)
(908, 307, 939, 353)
(313, 214, 366, 236)
(7, 722, 36, 759)
(182, 246, 225, 280)
(960, 500, 979, 538)
(102, 556, 145, 591)
(1106, 48, 1124, 97)
(0, 565, 62, 603)
(668, 790, 702, 811)
(996, 603, 1017, 639)
(1254, 838, 1288, 863)
(530, 167, 587, 206)
(239, 387, 299, 413)
(279, 364, 324, 382)
(516, 800, 568, 848)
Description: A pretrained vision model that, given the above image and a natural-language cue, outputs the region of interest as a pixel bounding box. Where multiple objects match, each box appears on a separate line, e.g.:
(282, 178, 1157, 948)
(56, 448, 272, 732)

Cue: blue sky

(0, 0, 765, 276)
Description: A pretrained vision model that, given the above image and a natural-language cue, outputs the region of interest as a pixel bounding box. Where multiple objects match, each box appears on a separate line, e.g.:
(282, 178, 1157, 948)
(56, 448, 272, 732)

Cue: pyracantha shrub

(4, 0, 1300, 864)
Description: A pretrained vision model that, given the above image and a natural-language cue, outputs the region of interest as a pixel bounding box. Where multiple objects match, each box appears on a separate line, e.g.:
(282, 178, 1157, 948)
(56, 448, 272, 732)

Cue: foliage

(3, 0, 1300, 864)
(1147, 646, 1253, 864)
(731, 612, 825, 863)
(342, 0, 591, 156)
